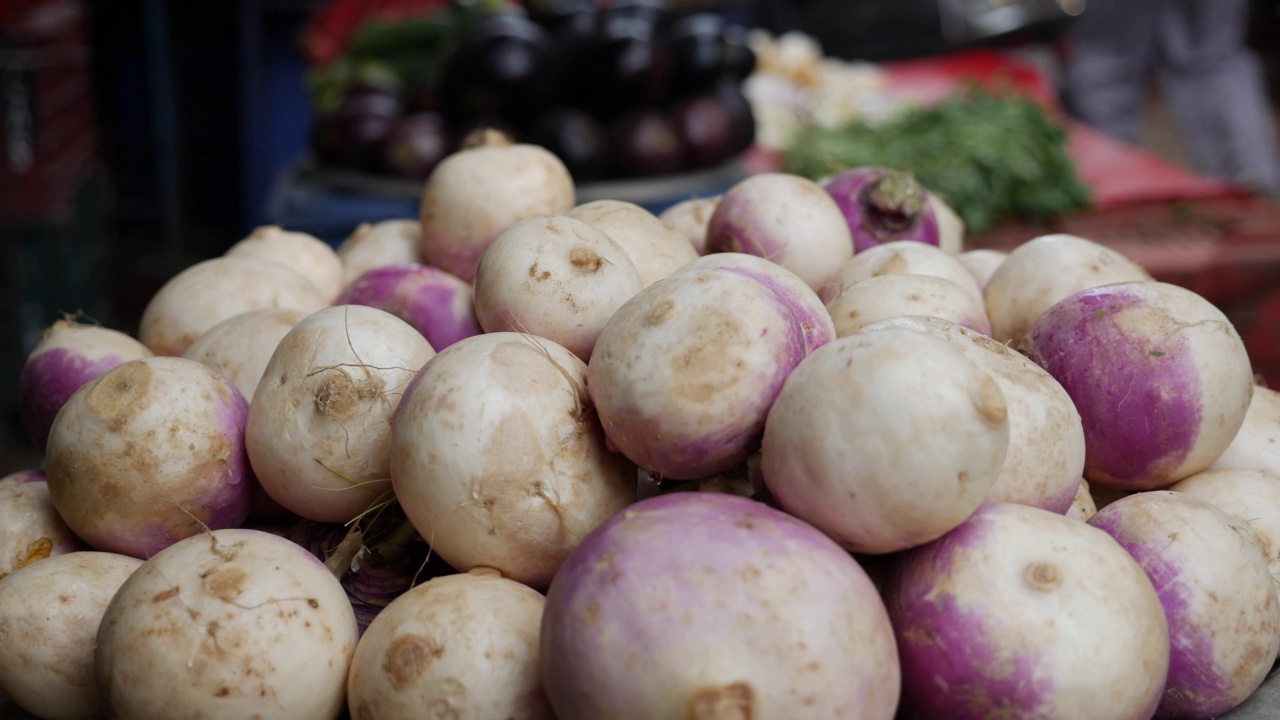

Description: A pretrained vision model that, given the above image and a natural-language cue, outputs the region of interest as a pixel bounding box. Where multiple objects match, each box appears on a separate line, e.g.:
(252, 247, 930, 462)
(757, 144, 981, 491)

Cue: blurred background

(5, 0, 1280, 473)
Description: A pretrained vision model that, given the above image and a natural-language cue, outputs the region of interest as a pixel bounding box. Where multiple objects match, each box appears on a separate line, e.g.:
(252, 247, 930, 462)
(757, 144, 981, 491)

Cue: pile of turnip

(4, 135, 1280, 720)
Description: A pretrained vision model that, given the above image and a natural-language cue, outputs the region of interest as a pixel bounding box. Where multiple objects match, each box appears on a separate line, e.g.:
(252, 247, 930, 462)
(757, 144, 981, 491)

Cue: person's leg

(1157, 0, 1280, 191)
(1063, 0, 1163, 145)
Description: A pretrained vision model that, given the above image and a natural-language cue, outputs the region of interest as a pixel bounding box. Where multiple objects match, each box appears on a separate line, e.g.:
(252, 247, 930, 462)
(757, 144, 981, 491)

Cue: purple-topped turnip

(885, 502, 1169, 720)
(19, 319, 153, 453)
(705, 172, 853, 292)
(822, 166, 940, 254)
(658, 196, 718, 255)
(225, 225, 345, 302)
(336, 263, 480, 352)
(338, 220, 423, 286)
(1170, 467, 1280, 582)
(0, 471, 81, 580)
(1023, 281, 1253, 490)
(820, 240, 981, 304)
(826, 274, 992, 338)
(928, 192, 965, 254)
(566, 199, 698, 287)
(44, 357, 254, 558)
(540, 491, 900, 720)
(181, 307, 309, 402)
(1210, 383, 1280, 476)
(1089, 491, 1280, 719)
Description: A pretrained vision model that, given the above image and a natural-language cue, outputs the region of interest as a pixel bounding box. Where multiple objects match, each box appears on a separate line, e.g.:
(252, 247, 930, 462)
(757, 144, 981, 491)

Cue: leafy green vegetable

(782, 90, 1091, 232)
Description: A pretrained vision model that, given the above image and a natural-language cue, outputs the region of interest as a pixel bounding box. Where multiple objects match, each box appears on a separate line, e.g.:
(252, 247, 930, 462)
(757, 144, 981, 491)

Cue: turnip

(138, 256, 329, 356)
(587, 267, 817, 480)
(1023, 281, 1254, 490)
(473, 215, 644, 361)
(94, 528, 358, 720)
(819, 239, 982, 304)
(928, 191, 964, 254)
(1169, 468, 1280, 582)
(338, 219, 423, 286)
(391, 332, 635, 587)
(1210, 383, 1280, 476)
(181, 307, 309, 402)
(885, 502, 1169, 720)
(826, 274, 991, 338)
(658, 196, 718, 255)
(957, 248, 1007, 291)
(44, 357, 253, 558)
(860, 316, 1085, 513)
(540, 492, 900, 720)
(984, 233, 1152, 345)
(0, 551, 142, 720)
(335, 263, 480, 352)
(226, 225, 345, 301)
(19, 319, 153, 453)
(822, 166, 940, 253)
(760, 328, 1008, 553)
(566, 199, 699, 287)
(0, 471, 81, 580)
(419, 130, 575, 281)
(247, 305, 435, 523)
(347, 569, 553, 720)
(1089, 491, 1280, 719)
(1067, 478, 1097, 522)
(704, 172, 853, 292)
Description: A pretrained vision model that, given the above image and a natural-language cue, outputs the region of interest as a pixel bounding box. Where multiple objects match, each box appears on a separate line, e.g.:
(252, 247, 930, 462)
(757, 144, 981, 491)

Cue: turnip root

(541, 492, 899, 719)
(335, 263, 480, 352)
(704, 173, 853, 292)
(94, 528, 358, 720)
(347, 570, 553, 720)
(823, 167, 939, 253)
(247, 305, 434, 523)
(19, 319, 153, 453)
(419, 131, 575, 281)
(927, 192, 964, 254)
(659, 196, 719, 255)
(45, 357, 253, 558)
(1169, 468, 1280, 582)
(1067, 479, 1097, 522)
(226, 225, 344, 301)
(1210, 383, 1280, 476)
(566, 200, 699, 287)
(860, 316, 1085, 513)
(827, 274, 991, 338)
(391, 333, 635, 587)
(819, 240, 982, 304)
(1023, 281, 1254, 490)
(0, 551, 142, 720)
(885, 502, 1169, 720)
(957, 248, 1007, 291)
(338, 220, 423, 286)
(761, 328, 1009, 553)
(984, 233, 1151, 345)
(1089, 491, 1280, 719)
(0, 472, 81, 580)
(181, 307, 309, 402)
(588, 267, 817, 479)
(473, 215, 644, 361)
(138, 257, 328, 356)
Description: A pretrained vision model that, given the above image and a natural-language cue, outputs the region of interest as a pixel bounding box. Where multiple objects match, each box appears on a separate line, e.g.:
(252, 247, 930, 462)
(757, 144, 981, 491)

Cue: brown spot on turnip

(583, 601, 602, 627)
(153, 586, 181, 603)
(1024, 562, 1060, 591)
(384, 633, 444, 690)
(735, 515, 757, 530)
(85, 361, 152, 432)
(647, 300, 675, 326)
(314, 370, 384, 419)
(570, 246, 605, 272)
(307, 598, 320, 609)
(688, 682, 754, 720)
(202, 566, 248, 603)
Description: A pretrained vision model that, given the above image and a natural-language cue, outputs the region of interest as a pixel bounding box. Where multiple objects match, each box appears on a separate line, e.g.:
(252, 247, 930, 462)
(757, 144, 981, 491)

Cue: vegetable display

(4, 135, 1280, 720)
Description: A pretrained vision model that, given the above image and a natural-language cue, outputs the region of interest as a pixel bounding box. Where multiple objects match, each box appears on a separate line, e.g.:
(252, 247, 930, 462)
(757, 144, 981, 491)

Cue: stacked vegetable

(4, 135, 1280, 720)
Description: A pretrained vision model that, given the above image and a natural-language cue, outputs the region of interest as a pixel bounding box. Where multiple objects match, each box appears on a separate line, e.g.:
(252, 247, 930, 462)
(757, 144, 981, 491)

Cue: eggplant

(601, 0, 673, 29)
(711, 76, 756, 154)
(314, 93, 402, 171)
(610, 108, 684, 177)
(530, 107, 611, 182)
(381, 112, 455, 180)
(569, 15, 671, 120)
(438, 14, 557, 130)
(670, 94, 735, 169)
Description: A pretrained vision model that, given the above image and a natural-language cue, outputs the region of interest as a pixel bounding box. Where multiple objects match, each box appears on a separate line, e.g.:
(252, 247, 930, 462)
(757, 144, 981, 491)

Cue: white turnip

(827, 274, 991, 338)
(473, 215, 643, 361)
(347, 569, 553, 720)
(540, 492, 900, 720)
(821, 240, 982, 304)
(246, 305, 434, 523)
(0, 471, 81, 580)
(390, 332, 635, 588)
(335, 263, 480, 352)
(1066, 479, 1097, 522)
(1023, 281, 1254, 490)
(761, 328, 1009, 554)
(1089, 491, 1280, 719)
(0, 551, 142, 720)
(885, 502, 1169, 720)
(566, 200, 699, 287)
(181, 307, 309, 402)
(44, 357, 254, 558)
(225, 225, 344, 301)
(956, 248, 1006, 291)
(338, 219, 423, 286)
(1210, 383, 1280, 476)
(19, 319, 153, 453)
(823, 167, 939, 253)
(928, 192, 964, 254)
(1170, 467, 1280, 582)
(658, 196, 718, 255)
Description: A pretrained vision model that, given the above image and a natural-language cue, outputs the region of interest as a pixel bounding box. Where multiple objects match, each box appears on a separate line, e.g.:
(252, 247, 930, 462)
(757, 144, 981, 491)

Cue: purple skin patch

(886, 504, 1056, 719)
(1024, 286, 1201, 490)
(1088, 505, 1233, 719)
(336, 263, 480, 352)
(0, 468, 46, 486)
(712, 265, 833, 354)
(20, 348, 125, 454)
(824, 168, 940, 254)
